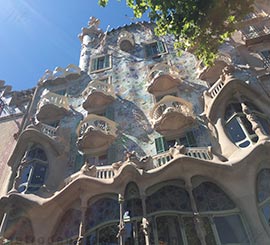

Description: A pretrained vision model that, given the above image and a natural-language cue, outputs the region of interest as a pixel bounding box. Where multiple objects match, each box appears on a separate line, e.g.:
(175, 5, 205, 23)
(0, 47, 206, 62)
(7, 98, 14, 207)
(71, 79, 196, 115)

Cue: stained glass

(51, 209, 81, 242)
(86, 198, 119, 230)
(182, 217, 200, 245)
(146, 185, 192, 213)
(193, 182, 235, 212)
(156, 216, 184, 245)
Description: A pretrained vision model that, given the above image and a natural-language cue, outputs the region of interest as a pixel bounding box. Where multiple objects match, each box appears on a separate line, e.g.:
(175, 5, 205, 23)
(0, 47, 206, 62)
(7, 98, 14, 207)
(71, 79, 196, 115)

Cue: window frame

(90, 54, 112, 73)
(144, 40, 167, 58)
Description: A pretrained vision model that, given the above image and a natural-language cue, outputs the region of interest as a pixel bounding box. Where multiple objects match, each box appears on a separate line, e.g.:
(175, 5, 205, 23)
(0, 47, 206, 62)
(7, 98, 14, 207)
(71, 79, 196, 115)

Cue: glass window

(4, 210, 34, 243)
(193, 182, 235, 212)
(156, 216, 184, 245)
(146, 185, 192, 213)
(18, 146, 48, 194)
(85, 197, 119, 231)
(90, 55, 111, 72)
(213, 215, 249, 244)
(182, 217, 201, 245)
(257, 169, 270, 228)
(224, 101, 269, 147)
(51, 209, 81, 243)
(144, 41, 166, 58)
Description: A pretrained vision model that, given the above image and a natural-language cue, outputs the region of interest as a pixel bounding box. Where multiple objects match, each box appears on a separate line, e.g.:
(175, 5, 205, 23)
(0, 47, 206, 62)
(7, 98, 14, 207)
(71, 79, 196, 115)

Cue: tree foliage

(99, 0, 254, 65)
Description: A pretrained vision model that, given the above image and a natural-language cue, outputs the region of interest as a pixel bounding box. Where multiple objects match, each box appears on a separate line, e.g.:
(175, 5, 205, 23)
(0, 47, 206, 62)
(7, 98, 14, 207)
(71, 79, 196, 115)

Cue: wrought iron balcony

(36, 91, 69, 122)
(147, 63, 182, 94)
(82, 80, 115, 113)
(76, 114, 117, 154)
(150, 95, 195, 134)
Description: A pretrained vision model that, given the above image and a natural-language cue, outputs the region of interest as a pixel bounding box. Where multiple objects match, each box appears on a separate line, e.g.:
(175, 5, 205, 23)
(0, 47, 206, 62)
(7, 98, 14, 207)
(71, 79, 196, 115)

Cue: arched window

(18, 145, 48, 193)
(51, 209, 81, 244)
(257, 169, 270, 228)
(193, 182, 250, 244)
(2, 208, 34, 244)
(85, 197, 119, 245)
(224, 101, 269, 148)
(123, 182, 144, 245)
(146, 184, 196, 245)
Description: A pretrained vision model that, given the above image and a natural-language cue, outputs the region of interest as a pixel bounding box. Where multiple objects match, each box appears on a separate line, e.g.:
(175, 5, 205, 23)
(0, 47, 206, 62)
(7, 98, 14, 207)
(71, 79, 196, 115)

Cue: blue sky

(0, 0, 148, 91)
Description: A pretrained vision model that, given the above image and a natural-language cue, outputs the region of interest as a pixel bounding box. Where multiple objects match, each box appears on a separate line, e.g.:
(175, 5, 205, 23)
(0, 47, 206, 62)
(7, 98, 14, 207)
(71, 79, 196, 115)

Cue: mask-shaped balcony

(150, 95, 195, 134)
(147, 64, 182, 94)
(76, 114, 117, 154)
(36, 92, 69, 122)
(82, 80, 115, 113)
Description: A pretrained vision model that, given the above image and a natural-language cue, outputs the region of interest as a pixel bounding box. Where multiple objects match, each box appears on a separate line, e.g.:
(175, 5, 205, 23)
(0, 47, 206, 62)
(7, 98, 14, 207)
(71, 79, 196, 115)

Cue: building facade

(1, 1, 270, 244)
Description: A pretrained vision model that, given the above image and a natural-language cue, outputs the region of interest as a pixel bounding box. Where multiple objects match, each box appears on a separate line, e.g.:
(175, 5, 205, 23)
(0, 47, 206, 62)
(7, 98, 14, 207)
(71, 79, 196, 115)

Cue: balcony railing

(185, 147, 212, 160)
(207, 79, 225, 98)
(39, 123, 57, 137)
(38, 91, 69, 111)
(84, 80, 114, 97)
(151, 96, 194, 121)
(78, 116, 117, 138)
(96, 165, 115, 179)
(152, 151, 173, 167)
(27, 122, 57, 138)
(39, 64, 81, 82)
(152, 146, 213, 168)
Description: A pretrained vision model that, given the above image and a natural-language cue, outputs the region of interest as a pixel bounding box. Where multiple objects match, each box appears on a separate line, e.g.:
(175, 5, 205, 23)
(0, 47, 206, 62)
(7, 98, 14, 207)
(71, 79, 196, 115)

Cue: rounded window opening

(224, 100, 269, 148)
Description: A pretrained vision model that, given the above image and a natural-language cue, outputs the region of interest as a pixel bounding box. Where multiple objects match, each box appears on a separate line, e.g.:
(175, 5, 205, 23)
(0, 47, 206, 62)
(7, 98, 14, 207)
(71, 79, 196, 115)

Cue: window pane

(225, 117, 246, 143)
(257, 169, 270, 203)
(146, 185, 192, 213)
(98, 224, 118, 244)
(124, 222, 135, 245)
(262, 204, 270, 226)
(30, 163, 46, 186)
(193, 182, 235, 212)
(183, 217, 200, 245)
(51, 209, 81, 242)
(213, 215, 249, 244)
(124, 198, 143, 217)
(86, 198, 119, 230)
(202, 217, 217, 245)
(156, 216, 184, 245)
(239, 116, 255, 136)
(85, 232, 97, 245)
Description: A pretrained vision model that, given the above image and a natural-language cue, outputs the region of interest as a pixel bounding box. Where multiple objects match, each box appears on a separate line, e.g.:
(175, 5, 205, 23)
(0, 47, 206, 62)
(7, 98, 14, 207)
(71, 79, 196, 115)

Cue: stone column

(117, 194, 125, 245)
(185, 179, 207, 245)
(0, 212, 8, 237)
(141, 193, 150, 245)
(76, 196, 88, 245)
(241, 102, 269, 141)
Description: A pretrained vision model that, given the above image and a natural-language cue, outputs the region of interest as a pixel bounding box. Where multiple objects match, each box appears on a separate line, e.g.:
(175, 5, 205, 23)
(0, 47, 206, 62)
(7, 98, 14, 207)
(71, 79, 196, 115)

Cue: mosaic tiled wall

(32, 23, 213, 174)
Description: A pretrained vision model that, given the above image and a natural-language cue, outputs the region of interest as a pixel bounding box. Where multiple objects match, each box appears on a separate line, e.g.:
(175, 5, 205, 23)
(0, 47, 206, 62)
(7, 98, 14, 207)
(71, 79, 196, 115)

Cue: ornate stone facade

(1, 1, 270, 244)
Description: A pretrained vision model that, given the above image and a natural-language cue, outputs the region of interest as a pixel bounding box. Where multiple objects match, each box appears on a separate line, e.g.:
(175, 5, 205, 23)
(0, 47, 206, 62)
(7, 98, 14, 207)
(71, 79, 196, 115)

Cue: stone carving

(141, 217, 150, 236)
(80, 161, 97, 177)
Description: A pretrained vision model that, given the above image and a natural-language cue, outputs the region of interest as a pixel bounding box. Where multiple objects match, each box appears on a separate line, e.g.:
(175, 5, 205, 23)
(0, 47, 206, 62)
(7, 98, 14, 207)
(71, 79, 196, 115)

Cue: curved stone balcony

(39, 64, 81, 84)
(76, 114, 117, 154)
(36, 92, 69, 122)
(118, 31, 135, 52)
(147, 63, 182, 94)
(82, 80, 115, 113)
(150, 95, 195, 134)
